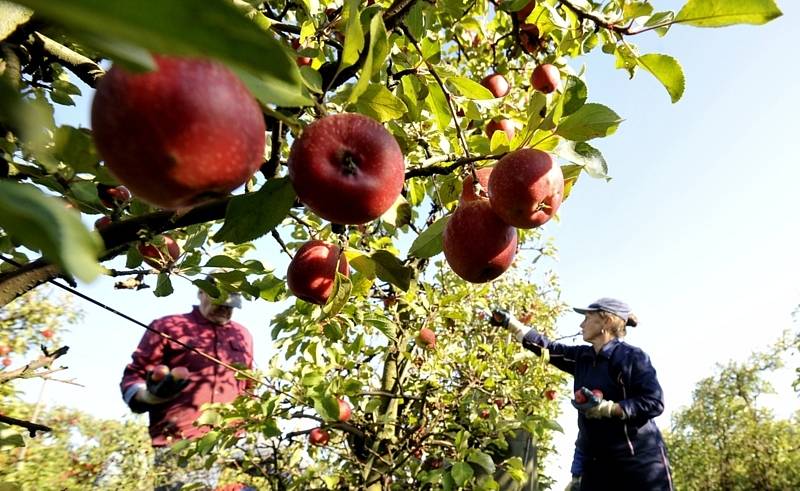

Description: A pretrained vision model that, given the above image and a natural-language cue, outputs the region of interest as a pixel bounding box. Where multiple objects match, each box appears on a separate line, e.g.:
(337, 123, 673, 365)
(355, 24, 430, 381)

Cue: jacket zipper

(619, 372, 635, 455)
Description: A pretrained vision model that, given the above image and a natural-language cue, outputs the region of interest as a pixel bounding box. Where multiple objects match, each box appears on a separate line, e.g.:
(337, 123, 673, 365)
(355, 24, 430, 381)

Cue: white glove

(585, 399, 618, 419)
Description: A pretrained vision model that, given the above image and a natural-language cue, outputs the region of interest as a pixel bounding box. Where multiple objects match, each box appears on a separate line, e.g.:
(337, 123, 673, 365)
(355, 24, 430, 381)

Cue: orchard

(0, 0, 783, 490)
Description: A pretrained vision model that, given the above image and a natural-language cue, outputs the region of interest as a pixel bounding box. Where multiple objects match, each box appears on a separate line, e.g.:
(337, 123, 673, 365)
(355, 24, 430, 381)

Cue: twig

(0, 413, 52, 437)
(0, 345, 69, 384)
(405, 152, 506, 179)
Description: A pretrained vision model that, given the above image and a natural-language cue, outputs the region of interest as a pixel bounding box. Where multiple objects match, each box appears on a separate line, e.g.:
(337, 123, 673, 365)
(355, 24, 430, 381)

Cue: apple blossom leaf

(154, 273, 174, 297)
(409, 215, 450, 259)
(447, 76, 495, 100)
(213, 178, 295, 244)
(354, 84, 408, 122)
(451, 462, 474, 486)
(637, 53, 685, 103)
(371, 250, 413, 291)
(347, 12, 388, 103)
(321, 273, 352, 319)
(338, 0, 364, 74)
(467, 450, 496, 474)
(0, 182, 103, 282)
(14, 0, 309, 105)
(555, 103, 622, 141)
(561, 75, 588, 117)
(675, 0, 782, 27)
(556, 141, 609, 180)
(0, 1, 32, 41)
(426, 81, 452, 132)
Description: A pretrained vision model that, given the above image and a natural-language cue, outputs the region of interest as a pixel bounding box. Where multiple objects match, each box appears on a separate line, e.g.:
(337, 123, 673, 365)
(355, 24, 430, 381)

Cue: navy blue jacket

(522, 332, 666, 458)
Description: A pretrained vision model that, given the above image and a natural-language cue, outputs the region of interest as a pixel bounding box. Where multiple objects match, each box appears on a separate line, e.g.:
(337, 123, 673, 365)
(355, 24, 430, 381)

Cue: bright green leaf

(561, 75, 588, 117)
(338, 0, 364, 73)
(638, 53, 685, 103)
(371, 250, 413, 291)
(408, 215, 449, 258)
(347, 13, 388, 103)
(321, 273, 352, 319)
(675, 0, 782, 27)
(355, 84, 408, 122)
(556, 103, 622, 141)
(426, 81, 452, 132)
(213, 178, 295, 244)
(447, 76, 495, 100)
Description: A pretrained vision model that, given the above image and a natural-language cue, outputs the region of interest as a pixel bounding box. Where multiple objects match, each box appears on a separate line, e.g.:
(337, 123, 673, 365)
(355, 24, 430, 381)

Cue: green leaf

(0, 182, 102, 282)
(338, 0, 364, 73)
(0, 1, 32, 41)
(426, 81, 452, 132)
(15, 0, 309, 105)
(556, 103, 622, 141)
(408, 215, 449, 258)
(196, 410, 223, 427)
(561, 75, 588, 117)
(321, 273, 352, 319)
(467, 450, 496, 474)
(52, 126, 100, 174)
(204, 255, 244, 269)
(447, 76, 495, 100)
(675, 0, 782, 27)
(451, 462, 474, 486)
(371, 250, 413, 291)
(557, 141, 608, 179)
(355, 84, 408, 122)
(347, 12, 388, 103)
(644, 11, 675, 37)
(213, 178, 295, 244)
(364, 315, 397, 341)
(638, 53, 685, 103)
(314, 393, 341, 420)
(230, 66, 314, 108)
(405, 2, 425, 39)
(154, 272, 174, 297)
(196, 430, 220, 455)
(0, 427, 25, 450)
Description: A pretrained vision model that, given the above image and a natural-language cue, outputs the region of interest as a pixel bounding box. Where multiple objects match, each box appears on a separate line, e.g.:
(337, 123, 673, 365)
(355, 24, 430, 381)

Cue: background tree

(0, 0, 783, 489)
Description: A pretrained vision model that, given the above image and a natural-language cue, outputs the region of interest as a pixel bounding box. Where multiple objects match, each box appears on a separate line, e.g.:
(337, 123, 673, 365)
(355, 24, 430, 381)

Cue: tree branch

(0, 345, 69, 384)
(32, 31, 105, 88)
(0, 413, 52, 437)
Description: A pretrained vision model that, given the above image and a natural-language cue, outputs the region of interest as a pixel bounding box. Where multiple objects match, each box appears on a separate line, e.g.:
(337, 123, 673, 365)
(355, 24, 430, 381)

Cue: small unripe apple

(488, 148, 564, 229)
(138, 236, 181, 268)
(485, 119, 515, 142)
(170, 366, 190, 381)
(309, 427, 330, 446)
(459, 167, 493, 203)
(544, 389, 557, 401)
(41, 329, 54, 339)
(2, 357, 11, 367)
(416, 328, 436, 350)
(91, 55, 266, 209)
(531, 64, 561, 94)
(337, 398, 352, 422)
(150, 364, 170, 382)
(287, 240, 349, 305)
(480, 73, 510, 98)
(519, 23, 540, 54)
(288, 113, 405, 225)
(443, 199, 517, 283)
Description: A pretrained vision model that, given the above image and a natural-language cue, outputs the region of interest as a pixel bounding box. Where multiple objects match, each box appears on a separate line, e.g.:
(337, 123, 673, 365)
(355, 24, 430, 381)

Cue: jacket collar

(189, 306, 231, 328)
(579, 338, 623, 360)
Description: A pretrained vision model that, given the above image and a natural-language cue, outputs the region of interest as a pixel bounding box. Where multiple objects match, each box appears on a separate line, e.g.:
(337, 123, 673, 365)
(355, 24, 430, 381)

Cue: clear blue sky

(17, 2, 798, 487)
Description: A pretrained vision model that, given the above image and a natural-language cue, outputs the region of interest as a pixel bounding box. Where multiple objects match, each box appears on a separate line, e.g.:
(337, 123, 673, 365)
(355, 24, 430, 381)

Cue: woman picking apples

(489, 298, 673, 490)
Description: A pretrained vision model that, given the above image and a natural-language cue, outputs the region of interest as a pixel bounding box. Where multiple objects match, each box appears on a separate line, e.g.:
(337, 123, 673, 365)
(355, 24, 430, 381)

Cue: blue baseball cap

(573, 297, 630, 322)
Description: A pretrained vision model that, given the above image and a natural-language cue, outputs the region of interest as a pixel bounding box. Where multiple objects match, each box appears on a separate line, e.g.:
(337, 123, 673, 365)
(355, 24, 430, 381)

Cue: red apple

(150, 364, 170, 382)
(288, 113, 405, 225)
(170, 366, 190, 381)
(515, 1, 535, 21)
(494, 398, 507, 409)
(519, 23, 541, 54)
(486, 119, 515, 142)
(443, 200, 517, 283)
(41, 329, 54, 339)
(479, 408, 491, 419)
(287, 240, 349, 305)
(531, 64, 561, 94)
(98, 185, 131, 208)
(592, 389, 604, 400)
(138, 236, 181, 268)
(91, 55, 265, 209)
(459, 167, 493, 203)
(309, 427, 330, 446)
(2, 357, 10, 367)
(94, 216, 112, 229)
(574, 389, 587, 404)
(480, 73, 510, 98)
(292, 39, 313, 67)
(545, 389, 557, 401)
(416, 328, 436, 349)
(488, 148, 564, 229)
(337, 399, 352, 422)
(0, 345, 10, 356)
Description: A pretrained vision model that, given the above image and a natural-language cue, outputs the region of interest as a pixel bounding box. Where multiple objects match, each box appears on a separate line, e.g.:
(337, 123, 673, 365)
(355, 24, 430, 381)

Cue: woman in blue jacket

(491, 298, 673, 491)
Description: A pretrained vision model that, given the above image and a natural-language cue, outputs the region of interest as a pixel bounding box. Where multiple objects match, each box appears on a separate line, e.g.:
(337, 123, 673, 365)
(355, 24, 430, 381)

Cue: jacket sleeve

(617, 349, 665, 421)
(520, 330, 581, 375)
(120, 319, 167, 413)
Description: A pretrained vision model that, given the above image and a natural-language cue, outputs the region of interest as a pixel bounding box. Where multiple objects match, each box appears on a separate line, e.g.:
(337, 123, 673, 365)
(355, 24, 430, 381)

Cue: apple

(139, 236, 181, 268)
(479, 408, 491, 419)
(488, 148, 564, 229)
(480, 73, 510, 98)
(150, 364, 170, 382)
(515, 1, 535, 21)
(0, 345, 10, 356)
(531, 64, 561, 94)
(2, 357, 10, 367)
(494, 398, 507, 409)
(515, 362, 529, 375)
(337, 398, 352, 422)
(443, 200, 517, 283)
(287, 240, 349, 305)
(592, 389, 604, 400)
(91, 55, 265, 209)
(459, 167, 493, 203)
(545, 389, 557, 401)
(416, 328, 436, 350)
(574, 389, 588, 404)
(94, 216, 112, 230)
(291, 39, 313, 67)
(41, 329, 54, 339)
(309, 427, 330, 446)
(519, 23, 540, 54)
(486, 119, 515, 142)
(98, 185, 131, 208)
(170, 366, 190, 381)
(288, 113, 405, 224)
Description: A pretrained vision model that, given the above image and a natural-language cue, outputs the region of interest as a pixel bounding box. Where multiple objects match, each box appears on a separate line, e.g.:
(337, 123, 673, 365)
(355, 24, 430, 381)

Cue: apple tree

(0, 0, 783, 489)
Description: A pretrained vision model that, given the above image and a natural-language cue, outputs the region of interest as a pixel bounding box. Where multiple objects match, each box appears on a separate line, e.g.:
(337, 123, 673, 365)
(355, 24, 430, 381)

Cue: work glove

(570, 387, 601, 411)
(136, 367, 190, 405)
(571, 387, 619, 419)
(489, 309, 511, 328)
(489, 308, 531, 342)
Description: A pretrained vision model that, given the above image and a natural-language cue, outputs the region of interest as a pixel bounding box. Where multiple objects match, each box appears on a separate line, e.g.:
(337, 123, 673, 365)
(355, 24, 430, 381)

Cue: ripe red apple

(288, 113, 405, 225)
(139, 236, 181, 268)
(519, 23, 541, 54)
(574, 389, 587, 404)
(515, 1, 535, 21)
(337, 398, 352, 422)
(488, 148, 564, 229)
(0, 345, 10, 356)
(545, 389, 557, 401)
(94, 216, 112, 229)
(287, 240, 349, 305)
(480, 73, 510, 98)
(479, 408, 491, 419)
(91, 55, 266, 209)
(531, 64, 561, 94)
(41, 329, 54, 339)
(1, 357, 10, 367)
(494, 398, 507, 409)
(443, 200, 517, 283)
(170, 366, 190, 381)
(309, 427, 330, 446)
(416, 328, 436, 349)
(486, 119, 515, 142)
(291, 39, 313, 67)
(459, 167, 493, 203)
(592, 389, 604, 400)
(150, 364, 170, 382)
(98, 185, 131, 208)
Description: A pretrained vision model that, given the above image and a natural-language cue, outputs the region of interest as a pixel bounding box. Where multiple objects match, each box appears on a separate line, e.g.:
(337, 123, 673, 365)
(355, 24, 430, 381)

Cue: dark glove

(570, 387, 600, 411)
(489, 308, 511, 328)
(146, 368, 189, 399)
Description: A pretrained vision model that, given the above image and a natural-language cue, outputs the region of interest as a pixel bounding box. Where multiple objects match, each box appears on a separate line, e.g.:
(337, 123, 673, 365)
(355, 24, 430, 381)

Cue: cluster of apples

(308, 398, 352, 447)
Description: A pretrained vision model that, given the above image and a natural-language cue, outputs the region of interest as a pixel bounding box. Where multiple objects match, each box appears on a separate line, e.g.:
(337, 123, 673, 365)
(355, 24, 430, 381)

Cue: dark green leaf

(556, 103, 622, 141)
(0, 182, 102, 282)
(154, 272, 174, 297)
(451, 462, 474, 486)
(321, 273, 352, 319)
(213, 178, 295, 244)
(196, 430, 220, 455)
(204, 255, 244, 269)
(405, 2, 425, 39)
(675, 0, 782, 27)
(371, 250, 413, 291)
(467, 451, 496, 474)
(638, 53, 685, 103)
(52, 126, 100, 174)
(408, 215, 449, 258)
(561, 75, 588, 117)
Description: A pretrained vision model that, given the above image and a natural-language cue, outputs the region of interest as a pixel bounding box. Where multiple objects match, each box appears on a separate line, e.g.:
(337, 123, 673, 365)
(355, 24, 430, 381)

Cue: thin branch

(405, 152, 506, 179)
(358, 390, 422, 401)
(0, 413, 52, 437)
(559, 0, 636, 36)
(0, 345, 69, 384)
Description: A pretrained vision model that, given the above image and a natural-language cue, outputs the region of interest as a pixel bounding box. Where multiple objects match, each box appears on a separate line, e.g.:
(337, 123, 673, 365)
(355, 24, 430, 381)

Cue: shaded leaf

(154, 272, 174, 297)
(451, 462, 474, 486)
(321, 273, 352, 319)
(214, 178, 295, 244)
(371, 250, 413, 291)
(408, 215, 449, 258)
(467, 450, 496, 474)
(556, 141, 608, 179)
(561, 75, 588, 117)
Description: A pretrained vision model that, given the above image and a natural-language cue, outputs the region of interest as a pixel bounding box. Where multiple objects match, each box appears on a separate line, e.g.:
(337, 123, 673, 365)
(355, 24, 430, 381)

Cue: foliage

(664, 336, 800, 491)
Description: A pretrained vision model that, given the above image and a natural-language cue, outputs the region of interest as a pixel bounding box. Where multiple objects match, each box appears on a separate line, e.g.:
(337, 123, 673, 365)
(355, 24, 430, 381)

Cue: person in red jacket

(120, 286, 253, 490)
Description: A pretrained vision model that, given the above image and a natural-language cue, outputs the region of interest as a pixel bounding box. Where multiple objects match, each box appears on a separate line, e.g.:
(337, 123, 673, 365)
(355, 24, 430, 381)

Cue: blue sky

(15, 1, 798, 487)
